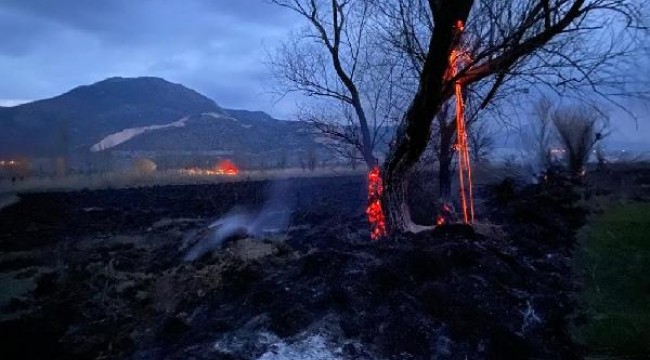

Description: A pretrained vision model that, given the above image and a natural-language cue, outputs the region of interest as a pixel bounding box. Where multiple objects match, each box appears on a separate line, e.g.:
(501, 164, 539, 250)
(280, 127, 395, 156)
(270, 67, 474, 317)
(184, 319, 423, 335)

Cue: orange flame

(448, 20, 475, 224)
(436, 203, 454, 226)
(183, 159, 240, 176)
(215, 159, 239, 175)
(366, 166, 387, 240)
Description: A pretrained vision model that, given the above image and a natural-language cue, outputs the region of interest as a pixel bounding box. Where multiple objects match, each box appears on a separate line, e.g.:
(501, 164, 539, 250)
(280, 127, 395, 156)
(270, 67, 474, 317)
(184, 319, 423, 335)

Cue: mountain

(0, 77, 222, 156)
(0, 77, 334, 170)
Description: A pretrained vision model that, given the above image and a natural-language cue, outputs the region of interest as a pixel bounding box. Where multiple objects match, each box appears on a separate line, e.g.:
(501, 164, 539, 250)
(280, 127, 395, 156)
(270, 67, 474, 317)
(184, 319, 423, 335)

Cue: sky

(0, 0, 301, 115)
(0, 0, 648, 145)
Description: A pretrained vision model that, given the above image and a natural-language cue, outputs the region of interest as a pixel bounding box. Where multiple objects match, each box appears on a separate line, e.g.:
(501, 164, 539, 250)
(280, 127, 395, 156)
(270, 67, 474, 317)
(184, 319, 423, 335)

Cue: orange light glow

(215, 159, 239, 175)
(366, 166, 387, 240)
(182, 159, 240, 176)
(436, 203, 453, 226)
(447, 20, 475, 224)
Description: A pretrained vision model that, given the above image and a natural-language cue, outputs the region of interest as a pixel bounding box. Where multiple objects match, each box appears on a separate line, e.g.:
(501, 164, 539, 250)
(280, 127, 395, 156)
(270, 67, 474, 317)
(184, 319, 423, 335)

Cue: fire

(366, 166, 387, 240)
(436, 203, 454, 226)
(447, 20, 475, 224)
(182, 159, 240, 176)
(215, 159, 239, 175)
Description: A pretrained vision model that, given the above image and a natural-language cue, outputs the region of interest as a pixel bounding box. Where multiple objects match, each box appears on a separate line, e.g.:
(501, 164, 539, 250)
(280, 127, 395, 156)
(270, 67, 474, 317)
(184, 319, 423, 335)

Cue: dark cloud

(0, 0, 300, 117)
(1, 1, 647, 141)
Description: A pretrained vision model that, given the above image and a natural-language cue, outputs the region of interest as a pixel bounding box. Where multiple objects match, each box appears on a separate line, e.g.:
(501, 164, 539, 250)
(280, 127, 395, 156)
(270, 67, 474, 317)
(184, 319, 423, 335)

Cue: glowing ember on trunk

(447, 20, 475, 224)
(366, 166, 387, 239)
(436, 203, 454, 226)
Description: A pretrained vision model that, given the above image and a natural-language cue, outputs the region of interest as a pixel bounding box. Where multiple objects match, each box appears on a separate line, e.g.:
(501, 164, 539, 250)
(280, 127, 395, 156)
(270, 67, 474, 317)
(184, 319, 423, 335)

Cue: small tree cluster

(551, 106, 608, 177)
(524, 98, 609, 178)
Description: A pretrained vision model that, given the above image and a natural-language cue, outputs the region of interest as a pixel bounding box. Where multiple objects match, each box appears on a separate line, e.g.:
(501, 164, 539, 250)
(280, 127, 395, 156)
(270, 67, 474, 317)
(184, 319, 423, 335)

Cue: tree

(307, 147, 318, 171)
(428, 103, 456, 201)
(269, 0, 403, 168)
(551, 105, 608, 177)
(277, 150, 288, 169)
(378, 0, 646, 231)
(272, 0, 647, 233)
(520, 98, 556, 176)
(468, 120, 494, 164)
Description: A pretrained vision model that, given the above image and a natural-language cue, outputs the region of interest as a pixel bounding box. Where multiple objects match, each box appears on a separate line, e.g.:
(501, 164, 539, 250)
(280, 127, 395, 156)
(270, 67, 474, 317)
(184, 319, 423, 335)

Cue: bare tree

(520, 98, 556, 176)
(467, 120, 494, 164)
(307, 147, 318, 171)
(551, 105, 608, 177)
(377, 0, 646, 231)
(595, 144, 607, 170)
(277, 150, 288, 170)
(298, 152, 307, 171)
(271, 0, 647, 232)
(269, 0, 403, 167)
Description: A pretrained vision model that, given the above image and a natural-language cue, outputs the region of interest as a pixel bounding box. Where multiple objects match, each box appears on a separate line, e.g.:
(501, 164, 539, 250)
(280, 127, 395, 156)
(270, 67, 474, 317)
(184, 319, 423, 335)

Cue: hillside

(0, 78, 336, 169)
(0, 77, 223, 156)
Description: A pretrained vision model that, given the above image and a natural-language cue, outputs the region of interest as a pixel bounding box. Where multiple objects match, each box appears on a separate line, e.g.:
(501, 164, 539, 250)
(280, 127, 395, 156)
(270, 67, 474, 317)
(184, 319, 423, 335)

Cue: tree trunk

(351, 96, 377, 168)
(382, 1, 474, 233)
(438, 123, 455, 202)
(439, 152, 453, 202)
(383, 172, 409, 231)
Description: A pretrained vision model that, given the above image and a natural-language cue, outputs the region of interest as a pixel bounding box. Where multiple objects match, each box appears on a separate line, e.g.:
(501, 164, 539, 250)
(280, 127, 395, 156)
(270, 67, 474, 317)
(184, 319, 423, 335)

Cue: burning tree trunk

(383, 1, 474, 232)
(366, 166, 388, 239)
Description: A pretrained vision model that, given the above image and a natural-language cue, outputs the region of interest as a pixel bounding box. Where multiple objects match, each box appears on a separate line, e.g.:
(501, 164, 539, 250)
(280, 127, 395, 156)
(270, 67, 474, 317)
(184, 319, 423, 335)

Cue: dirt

(0, 174, 591, 359)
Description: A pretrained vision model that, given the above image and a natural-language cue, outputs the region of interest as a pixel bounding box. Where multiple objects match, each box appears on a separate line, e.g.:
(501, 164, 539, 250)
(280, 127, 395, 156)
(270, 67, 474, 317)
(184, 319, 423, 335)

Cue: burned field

(0, 174, 605, 359)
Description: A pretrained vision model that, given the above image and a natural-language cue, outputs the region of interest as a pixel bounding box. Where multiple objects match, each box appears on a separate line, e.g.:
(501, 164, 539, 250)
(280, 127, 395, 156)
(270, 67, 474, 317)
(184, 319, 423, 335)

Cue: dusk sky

(1, 0, 648, 144)
(0, 0, 301, 114)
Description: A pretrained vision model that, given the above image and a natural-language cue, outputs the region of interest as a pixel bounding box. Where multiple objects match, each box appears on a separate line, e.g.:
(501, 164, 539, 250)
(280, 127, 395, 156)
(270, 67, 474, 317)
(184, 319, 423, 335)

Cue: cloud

(0, 0, 301, 117)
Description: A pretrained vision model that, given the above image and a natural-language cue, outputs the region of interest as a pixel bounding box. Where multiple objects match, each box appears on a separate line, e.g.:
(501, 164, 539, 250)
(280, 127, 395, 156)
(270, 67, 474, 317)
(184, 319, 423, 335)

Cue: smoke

(184, 180, 294, 261)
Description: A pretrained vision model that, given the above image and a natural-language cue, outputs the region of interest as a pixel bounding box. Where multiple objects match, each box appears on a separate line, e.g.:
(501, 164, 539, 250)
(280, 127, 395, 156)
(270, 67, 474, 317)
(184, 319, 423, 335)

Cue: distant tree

(468, 121, 494, 164)
(521, 98, 556, 176)
(307, 147, 318, 171)
(298, 152, 307, 171)
(321, 157, 329, 168)
(551, 105, 608, 177)
(595, 145, 607, 170)
(277, 150, 288, 169)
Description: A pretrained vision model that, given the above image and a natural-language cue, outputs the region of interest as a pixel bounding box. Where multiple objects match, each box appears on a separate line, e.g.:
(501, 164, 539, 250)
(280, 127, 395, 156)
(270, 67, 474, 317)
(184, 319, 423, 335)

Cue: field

(573, 203, 650, 358)
(0, 165, 648, 359)
(0, 167, 366, 194)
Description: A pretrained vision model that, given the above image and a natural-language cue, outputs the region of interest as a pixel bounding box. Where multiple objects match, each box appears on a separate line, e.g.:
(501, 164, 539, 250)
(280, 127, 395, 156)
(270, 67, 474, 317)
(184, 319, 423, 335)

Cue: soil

(0, 173, 592, 359)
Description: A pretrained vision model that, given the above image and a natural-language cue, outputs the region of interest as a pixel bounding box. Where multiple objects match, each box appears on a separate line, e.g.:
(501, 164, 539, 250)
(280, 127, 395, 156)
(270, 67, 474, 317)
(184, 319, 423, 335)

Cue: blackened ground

(0, 174, 586, 359)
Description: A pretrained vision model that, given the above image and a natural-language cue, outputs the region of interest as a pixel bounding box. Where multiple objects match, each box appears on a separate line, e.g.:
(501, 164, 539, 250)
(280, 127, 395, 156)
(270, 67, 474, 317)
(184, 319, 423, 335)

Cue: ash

(0, 175, 592, 359)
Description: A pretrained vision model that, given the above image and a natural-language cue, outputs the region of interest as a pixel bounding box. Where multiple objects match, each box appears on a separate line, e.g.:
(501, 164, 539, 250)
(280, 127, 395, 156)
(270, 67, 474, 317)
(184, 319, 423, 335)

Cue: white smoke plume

(184, 180, 294, 261)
